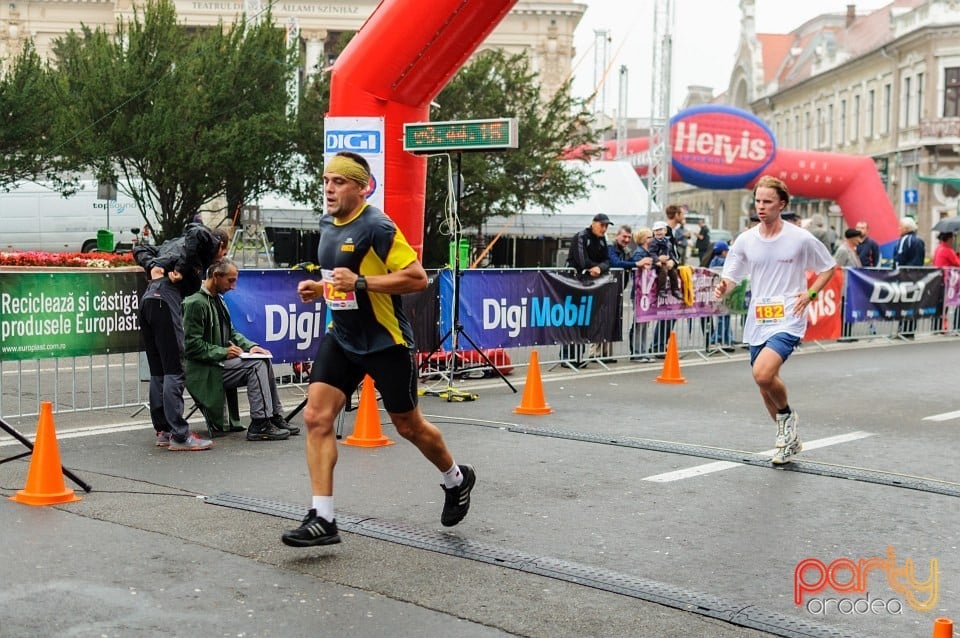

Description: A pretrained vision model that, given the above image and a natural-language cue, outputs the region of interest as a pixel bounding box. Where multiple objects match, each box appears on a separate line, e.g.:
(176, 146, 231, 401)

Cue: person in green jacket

(182, 257, 296, 441)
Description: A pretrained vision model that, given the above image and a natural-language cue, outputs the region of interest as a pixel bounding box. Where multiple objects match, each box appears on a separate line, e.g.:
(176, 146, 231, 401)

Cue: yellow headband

(325, 155, 370, 187)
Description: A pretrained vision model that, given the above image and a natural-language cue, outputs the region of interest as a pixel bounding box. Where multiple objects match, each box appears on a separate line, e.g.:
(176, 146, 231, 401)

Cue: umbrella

(932, 217, 960, 233)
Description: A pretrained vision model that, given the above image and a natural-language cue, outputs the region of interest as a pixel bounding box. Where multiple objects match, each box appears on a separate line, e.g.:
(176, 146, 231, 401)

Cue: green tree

(422, 49, 601, 267)
(48, 0, 299, 241)
(0, 42, 78, 188)
(285, 30, 354, 210)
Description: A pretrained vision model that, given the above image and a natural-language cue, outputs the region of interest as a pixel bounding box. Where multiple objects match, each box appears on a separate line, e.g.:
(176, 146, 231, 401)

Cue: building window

(794, 114, 801, 147)
(944, 67, 960, 117)
(882, 83, 892, 133)
(839, 99, 846, 145)
(827, 103, 834, 146)
(816, 107, 824, 147)
(917, 72, 924, 122)
(867, 89, 876, 137)
(852, 94, 861, 141)
(902, 76, 912, 127)
(805, 111, 812, 149)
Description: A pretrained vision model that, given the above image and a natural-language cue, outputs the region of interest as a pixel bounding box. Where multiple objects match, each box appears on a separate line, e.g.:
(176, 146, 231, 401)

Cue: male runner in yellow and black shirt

(283, 151, 475, 548)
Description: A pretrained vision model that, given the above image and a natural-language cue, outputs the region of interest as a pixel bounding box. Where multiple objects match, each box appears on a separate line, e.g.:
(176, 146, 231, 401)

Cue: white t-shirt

(722, 222, 836, 345)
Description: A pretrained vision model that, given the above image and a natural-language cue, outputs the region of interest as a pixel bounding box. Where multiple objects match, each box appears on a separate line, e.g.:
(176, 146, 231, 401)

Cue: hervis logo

(325, 130, 381, 153)
(669, 104, 776, 190)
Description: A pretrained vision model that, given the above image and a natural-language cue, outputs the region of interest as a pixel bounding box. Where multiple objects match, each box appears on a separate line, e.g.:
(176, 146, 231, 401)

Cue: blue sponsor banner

(223, 270, 327, 363)
(844, 267, 943, 321)
(440, 269, 622, 349)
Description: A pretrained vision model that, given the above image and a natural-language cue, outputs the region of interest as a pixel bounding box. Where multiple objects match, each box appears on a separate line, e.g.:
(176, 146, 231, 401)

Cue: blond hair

(633, 227, 652, 245)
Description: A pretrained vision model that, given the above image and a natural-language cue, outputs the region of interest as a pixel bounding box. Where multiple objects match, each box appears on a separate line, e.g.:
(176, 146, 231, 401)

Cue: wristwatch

(355, 275, 367, 292)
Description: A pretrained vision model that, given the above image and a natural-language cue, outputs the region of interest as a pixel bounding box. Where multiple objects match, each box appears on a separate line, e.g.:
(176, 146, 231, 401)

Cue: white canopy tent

(481, 160, 656, 239)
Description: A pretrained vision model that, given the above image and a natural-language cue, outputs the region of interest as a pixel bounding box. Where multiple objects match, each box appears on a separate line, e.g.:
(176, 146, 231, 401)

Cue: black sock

(777, 405, 791, 415)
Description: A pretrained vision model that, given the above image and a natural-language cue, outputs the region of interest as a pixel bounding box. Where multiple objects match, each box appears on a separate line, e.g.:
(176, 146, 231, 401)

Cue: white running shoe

(771, 438, 803, 465)
(775, 411, 799, 448)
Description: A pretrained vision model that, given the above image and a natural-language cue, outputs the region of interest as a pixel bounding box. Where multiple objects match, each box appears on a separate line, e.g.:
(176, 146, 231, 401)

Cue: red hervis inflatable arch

(326, 0, 518, 257)
(596, 105, 901, 255)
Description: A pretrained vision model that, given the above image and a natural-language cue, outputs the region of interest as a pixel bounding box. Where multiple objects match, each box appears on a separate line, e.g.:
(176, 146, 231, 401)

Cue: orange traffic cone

(342, 376, 395, 448)
(655, 331, 686, 384)
(514, 350, 552, 415)
(933, 618, 954, 638)
(10, 402, 82, 506)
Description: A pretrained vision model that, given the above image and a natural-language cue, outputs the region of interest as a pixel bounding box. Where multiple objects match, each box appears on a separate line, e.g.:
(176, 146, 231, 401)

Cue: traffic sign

(904, 189, 918, 204)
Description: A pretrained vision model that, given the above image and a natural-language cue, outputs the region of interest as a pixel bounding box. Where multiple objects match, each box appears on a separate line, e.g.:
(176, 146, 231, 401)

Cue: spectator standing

(933, 232, 960, 268)
(629, 227, 656, 361)
(714, 175, 836, 465)
(138, 227, 229, 451)
(708, 241, 732, 349)
(933, 232, 960, 332)
(808, 214, 832, 253)
(833, 229, 863, 268)
(607, 224, 648, 362)
(894, 217, 925, 266)
(182, 257, 295, 442)
(855, 221, 881, 267)
(665, 204, 689, 264)
(564, 213, 612, 366)
(893, 217, 926, 339)
(568, 213, 612, 277)
(834, 229, 863, 341)
(782, 210, 802, 226)
(695, 221, 712, 265)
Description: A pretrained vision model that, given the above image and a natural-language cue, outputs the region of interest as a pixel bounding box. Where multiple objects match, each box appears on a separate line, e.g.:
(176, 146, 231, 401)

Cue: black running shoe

(246, 418, 290, 441)
(441, 464, 476, 527)
(270, 414, 300, 435)
(281, 509, 341, 547)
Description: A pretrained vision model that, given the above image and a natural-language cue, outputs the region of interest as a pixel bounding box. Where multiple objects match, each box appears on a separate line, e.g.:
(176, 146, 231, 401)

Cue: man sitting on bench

(183, 257, 298, 441)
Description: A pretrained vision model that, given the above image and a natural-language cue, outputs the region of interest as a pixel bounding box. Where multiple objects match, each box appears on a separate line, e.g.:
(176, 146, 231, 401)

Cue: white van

(1, 180, 145, 253)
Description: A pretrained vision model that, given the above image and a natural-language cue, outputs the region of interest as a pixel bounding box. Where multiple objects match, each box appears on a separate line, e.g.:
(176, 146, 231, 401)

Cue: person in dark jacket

(140, 273, 213, 450)
(893, 217, 926, 339)
(567, 213, 612, 277)
(893, 217, 925, 267)
(137, 225, 230, 450)
(855, 221, 881, 267)
(564, 214, 612, 365)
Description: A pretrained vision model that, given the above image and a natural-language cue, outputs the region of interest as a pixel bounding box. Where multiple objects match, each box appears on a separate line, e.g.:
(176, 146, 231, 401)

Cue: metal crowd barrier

(2, 303, 956, 421)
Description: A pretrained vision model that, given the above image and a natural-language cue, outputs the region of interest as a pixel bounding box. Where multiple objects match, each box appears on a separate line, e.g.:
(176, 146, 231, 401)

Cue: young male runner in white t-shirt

(714, 176, 836, 464)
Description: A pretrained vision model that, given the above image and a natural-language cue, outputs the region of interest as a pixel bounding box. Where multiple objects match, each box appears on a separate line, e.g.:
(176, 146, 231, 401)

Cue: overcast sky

(571, 0, 892, 118)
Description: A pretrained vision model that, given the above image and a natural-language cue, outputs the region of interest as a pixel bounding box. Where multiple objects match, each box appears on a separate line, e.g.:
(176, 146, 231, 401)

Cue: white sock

(311, 496, 334, 521)
(441, 462, 463, 489)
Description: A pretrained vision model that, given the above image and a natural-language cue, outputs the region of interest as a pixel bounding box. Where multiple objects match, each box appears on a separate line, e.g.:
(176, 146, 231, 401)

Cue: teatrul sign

(670, 105, 776, 189)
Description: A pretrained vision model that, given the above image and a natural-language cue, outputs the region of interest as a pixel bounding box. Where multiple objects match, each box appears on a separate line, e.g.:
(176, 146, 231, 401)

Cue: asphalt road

(1, 337, 957, 638)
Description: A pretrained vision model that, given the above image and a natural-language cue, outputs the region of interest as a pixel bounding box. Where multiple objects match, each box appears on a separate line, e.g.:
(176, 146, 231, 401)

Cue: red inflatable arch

(327, 0, 518, 256)
(597, 106, 900, 254)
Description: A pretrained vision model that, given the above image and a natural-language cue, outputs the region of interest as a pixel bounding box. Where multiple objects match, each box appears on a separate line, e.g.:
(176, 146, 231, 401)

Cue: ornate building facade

(675, 0, 960, 244)
(0, 0, 585, 98)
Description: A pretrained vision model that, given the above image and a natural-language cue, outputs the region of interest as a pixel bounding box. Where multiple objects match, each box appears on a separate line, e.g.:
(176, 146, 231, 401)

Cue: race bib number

(321, 269, 358, 311)
(754, 296, 786, 324)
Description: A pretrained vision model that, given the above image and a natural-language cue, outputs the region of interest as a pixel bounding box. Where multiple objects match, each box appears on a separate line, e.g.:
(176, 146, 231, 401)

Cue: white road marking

(1, 421, 170, 447)
(643, 431, 875, 482)
(922, 410, 960, 422)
